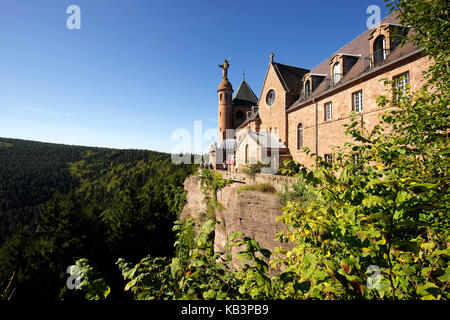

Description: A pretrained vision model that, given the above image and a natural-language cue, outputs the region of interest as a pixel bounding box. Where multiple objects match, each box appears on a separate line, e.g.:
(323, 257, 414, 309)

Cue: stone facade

(258, 63, 289, 144)
(287, 53, 432, 167)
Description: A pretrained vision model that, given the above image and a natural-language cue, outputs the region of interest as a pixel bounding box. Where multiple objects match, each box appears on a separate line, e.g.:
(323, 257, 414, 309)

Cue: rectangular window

(352, 90, 363, 113)
(393, 72, 410, 100)
(324, 102, 332, 121)
(324, 154, 333, 164)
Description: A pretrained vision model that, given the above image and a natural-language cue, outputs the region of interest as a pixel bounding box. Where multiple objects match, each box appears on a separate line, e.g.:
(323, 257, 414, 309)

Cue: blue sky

(0, 0, 388, 153)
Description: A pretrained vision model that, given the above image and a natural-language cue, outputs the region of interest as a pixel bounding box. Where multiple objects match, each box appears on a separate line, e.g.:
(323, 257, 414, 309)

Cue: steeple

(232, 78, 258, 107)
(217, 59, 233, 142)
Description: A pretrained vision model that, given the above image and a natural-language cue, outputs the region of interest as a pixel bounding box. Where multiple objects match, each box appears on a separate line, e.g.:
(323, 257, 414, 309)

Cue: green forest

(0, 138, 196, 300)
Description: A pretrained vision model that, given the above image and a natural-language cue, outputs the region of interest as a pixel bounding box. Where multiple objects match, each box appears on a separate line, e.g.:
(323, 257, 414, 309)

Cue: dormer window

(301, 73, 325, 99)
(373, 35, 387, 66)
(304, 80, 311, 98)
(327, 53, 357, 89)
(333, 62, 341, 85)
(365, 23, 407, 70)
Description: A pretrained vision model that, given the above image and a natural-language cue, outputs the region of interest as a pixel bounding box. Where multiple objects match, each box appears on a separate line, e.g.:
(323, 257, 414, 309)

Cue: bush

(237, 183, 276, 194)
(242, 162, 271, 180)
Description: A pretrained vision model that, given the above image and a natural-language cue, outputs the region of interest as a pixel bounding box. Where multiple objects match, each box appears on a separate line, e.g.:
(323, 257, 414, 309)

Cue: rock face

(180, 175, 207, 223)
(180, 174, 293, 268)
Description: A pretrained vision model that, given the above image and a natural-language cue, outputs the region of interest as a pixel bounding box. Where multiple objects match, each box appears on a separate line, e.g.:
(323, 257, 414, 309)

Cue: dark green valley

(0, 137, 196, 300)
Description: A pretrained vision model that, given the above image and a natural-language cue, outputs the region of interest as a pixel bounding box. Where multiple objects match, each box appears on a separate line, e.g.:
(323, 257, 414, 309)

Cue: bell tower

(217, 59, 233, 142)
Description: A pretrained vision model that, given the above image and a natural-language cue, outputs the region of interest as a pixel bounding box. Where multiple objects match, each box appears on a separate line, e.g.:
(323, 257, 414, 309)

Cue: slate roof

(217, 139, 238, 150)
(233, 80, 258, 106)
(237, 131, 286, 149)
(287, 12, 422, 111)
(236, 109, 260, 130)
(272, 62, 310, 94)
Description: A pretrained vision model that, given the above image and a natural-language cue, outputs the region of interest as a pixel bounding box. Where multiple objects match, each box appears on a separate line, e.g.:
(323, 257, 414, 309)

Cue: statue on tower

(218, 59, 230, 80)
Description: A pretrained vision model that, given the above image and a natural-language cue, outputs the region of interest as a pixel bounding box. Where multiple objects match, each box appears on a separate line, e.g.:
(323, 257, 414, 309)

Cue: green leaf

(103, 285, 111, 299)
(417, 282, 440, 297)
(294, 280, 311, 293)
(256, 273, 265, 287)
(124, 278, 137, 291)
(437, 268, 450, 282)
(229, 232, 243, 242)
(170, 258, 181, 278)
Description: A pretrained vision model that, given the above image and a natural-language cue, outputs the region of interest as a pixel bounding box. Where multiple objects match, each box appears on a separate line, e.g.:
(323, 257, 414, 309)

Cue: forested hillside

(0, 137, 196, 300)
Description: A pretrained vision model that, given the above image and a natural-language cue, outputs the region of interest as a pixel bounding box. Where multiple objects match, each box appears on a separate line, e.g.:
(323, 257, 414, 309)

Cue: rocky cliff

(180, 173, 294, 268)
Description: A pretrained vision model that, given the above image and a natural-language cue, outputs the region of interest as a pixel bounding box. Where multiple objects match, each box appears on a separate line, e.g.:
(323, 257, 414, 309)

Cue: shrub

(237, 183, 276, 194)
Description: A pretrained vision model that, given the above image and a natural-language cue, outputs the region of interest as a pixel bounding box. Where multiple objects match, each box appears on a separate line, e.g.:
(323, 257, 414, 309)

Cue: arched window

(333, 62, 341, 85)
(373, 35, 386, 65)
(304, 81, 311, 98)
(297, 123, 303, 150)
(245, 144, 249, 164)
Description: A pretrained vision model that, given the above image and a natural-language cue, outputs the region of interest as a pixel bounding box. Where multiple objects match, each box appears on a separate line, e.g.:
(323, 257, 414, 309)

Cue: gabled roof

(237, 131, 286, 149)
(272, 62, 310, 94)
(232, 80, 258, 106)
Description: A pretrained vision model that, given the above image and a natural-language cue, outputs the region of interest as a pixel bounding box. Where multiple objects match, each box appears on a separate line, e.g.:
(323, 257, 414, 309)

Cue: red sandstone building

(210, 13, 431, 171)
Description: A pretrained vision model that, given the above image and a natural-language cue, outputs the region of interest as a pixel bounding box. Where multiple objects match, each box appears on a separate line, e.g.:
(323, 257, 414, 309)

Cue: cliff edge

(180, 174, 294, 268)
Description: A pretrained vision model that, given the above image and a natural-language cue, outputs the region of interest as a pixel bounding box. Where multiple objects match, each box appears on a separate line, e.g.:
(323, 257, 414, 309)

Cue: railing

(364, 49, 390, 71)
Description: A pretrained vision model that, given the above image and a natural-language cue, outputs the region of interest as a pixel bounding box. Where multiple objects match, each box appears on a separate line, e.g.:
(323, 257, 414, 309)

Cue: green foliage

(230, 234, 273, 299)
(237, 183, 276, 194)
(199, 169, 232, 220)
(278, 178, 317, 206)
(0, 139, 196, 300)
(0, 142, 13, 148)
(199, 169, 232, 201)
(117, 219, 242, 300)
(242, 162, 271, 180)
(0, 138, 85, 245)
(73, 258, 110, 300)
(270, 49, 449, 300)
(384, 0, 449, 92)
